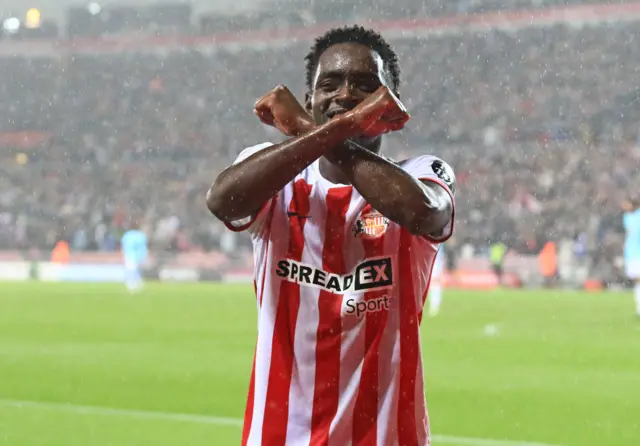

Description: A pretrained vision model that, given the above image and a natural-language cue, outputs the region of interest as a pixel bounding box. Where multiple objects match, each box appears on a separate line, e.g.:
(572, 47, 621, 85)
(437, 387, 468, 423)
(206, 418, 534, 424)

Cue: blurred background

(1, 0, 639, 288)
(1, 2, 640, 446)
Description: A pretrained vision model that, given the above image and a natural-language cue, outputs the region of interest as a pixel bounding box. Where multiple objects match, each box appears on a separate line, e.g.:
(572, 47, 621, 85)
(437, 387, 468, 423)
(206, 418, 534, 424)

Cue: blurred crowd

(265, 0, 635, 25)
(1, 12, 639, 281)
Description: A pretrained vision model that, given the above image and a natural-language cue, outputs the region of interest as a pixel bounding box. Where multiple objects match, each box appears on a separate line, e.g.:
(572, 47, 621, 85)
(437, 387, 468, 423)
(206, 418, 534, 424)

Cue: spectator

(1, 6, 638, 284)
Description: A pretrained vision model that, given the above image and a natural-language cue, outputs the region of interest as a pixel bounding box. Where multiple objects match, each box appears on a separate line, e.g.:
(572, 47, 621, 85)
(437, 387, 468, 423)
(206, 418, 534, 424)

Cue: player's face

(306, 43, 393, 128)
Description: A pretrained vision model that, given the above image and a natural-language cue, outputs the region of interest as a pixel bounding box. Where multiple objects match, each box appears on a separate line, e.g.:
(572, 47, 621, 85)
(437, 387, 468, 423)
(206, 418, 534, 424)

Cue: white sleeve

(401, 155, 456, 242)
(224, 142, 275, 233)
(232, 142, 274, 165)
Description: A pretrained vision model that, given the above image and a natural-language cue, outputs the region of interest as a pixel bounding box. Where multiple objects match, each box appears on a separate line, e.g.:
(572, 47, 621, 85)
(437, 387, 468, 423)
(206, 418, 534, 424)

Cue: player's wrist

(330, 110, 364, 138)
(294, 115, 316, 135)
(311, 112, 358, 140)
(324, 141, 361, 169)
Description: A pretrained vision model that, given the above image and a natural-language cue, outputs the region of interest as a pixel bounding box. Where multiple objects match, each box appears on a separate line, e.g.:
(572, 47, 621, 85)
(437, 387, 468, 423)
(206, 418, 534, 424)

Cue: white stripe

(283, 177, 321, 444)
(286, 285, 318, 445)
(246, 184, 291, 445)
(342, 193, 366, 272)
(248, 259, 278, 444)
(0, 398, 560, 446)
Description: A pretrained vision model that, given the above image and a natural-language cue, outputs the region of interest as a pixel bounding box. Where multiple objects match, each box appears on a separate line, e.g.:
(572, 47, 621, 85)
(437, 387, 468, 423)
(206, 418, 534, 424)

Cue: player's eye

(317, 78, 339, 91)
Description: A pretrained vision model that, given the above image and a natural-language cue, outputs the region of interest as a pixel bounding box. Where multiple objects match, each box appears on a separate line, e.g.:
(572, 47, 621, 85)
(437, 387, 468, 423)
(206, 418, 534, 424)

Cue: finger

(255, 88, 279, 106)
(253, 104, 271, 119)
(362, 121, 389, 138)
(386, 87, 401, 103)
(386, 111, 410, 131)
(381, 110, 410, 124)
(388, 120, 406, 132)
(254, 93, 270, 107)
(386, 114, 407, 130)
(387, 97, 408, 115)
(254, 107, 274, 126)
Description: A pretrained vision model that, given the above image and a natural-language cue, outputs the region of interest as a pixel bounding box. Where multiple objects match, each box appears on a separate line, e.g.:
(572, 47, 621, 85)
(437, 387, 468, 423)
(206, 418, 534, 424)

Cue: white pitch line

(0, 398, 242, 427)
(0, 398, 560, 446)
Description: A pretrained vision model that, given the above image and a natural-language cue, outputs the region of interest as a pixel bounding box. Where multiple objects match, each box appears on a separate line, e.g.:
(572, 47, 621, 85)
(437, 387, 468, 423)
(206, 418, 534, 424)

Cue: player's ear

(304, 92, 312, 112)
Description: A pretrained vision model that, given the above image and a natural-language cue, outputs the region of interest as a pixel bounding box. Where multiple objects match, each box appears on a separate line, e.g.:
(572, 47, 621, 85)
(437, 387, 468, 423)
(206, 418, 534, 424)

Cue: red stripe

(309, 186, 352, 446)
(242, 351, 257, 446)
(353, 206, 390, 445)
(262, 179, 313, 445)
(397, 229, 420, 446)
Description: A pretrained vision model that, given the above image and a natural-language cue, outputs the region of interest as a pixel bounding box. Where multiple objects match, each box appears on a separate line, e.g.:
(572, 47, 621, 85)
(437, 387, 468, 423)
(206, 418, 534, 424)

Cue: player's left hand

(254, 85, 314, 136)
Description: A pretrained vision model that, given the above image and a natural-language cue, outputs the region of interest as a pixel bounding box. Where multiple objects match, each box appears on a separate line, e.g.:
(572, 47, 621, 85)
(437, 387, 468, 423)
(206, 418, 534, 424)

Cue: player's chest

(272, 183, 400, 263)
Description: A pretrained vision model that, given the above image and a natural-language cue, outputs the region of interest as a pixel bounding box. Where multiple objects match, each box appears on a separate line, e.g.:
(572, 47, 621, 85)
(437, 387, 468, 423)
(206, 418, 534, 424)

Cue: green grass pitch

(0, 282, 639, 446)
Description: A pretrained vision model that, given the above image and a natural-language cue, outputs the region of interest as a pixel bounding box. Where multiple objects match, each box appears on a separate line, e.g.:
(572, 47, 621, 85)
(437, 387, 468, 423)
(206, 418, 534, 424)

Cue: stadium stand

(1, 2, 639, 286)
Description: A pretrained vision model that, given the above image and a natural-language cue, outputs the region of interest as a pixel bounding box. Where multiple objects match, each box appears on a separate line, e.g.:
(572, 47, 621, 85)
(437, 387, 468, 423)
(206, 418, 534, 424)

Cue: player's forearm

(334, 142, 451, 235)
(206, 117, 357, 222)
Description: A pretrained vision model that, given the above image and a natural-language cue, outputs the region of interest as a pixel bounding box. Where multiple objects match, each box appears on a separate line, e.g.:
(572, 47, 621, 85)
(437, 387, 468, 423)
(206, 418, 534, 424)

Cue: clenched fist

(254, 85, 314, 136)
(345, 86, 410, 138)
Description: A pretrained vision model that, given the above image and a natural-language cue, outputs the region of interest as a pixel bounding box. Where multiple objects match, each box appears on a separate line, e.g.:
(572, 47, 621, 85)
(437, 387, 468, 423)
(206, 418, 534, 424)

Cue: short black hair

(304, 25, 401, 93)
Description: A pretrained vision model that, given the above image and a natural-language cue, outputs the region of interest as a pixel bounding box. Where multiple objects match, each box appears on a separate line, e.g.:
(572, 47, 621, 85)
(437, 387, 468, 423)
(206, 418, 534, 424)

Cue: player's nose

(333, 84, 360, 109)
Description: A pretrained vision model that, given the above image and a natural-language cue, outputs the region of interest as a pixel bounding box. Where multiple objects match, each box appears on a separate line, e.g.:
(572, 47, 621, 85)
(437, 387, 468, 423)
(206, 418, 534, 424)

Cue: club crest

(353, 210, 389, 239)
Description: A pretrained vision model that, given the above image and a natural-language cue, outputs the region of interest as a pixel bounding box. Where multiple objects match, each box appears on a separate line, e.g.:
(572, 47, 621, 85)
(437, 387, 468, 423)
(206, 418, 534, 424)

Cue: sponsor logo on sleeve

(431, 160, 455, 193)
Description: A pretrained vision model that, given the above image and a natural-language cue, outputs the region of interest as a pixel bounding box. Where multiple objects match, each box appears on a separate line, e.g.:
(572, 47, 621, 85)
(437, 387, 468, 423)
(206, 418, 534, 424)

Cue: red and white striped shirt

(225, 142, 456, 446)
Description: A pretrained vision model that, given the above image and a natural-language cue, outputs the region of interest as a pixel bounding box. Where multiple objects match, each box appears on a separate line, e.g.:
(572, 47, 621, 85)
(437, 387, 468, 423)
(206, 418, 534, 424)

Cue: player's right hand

(345, 86, 410, 138)
(254, 85, 314, 136)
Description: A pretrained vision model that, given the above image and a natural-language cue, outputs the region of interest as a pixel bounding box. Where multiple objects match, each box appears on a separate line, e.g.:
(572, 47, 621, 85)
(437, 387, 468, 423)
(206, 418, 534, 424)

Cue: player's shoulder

(397, 154, 456, 193)
(397, 154, 453, 170)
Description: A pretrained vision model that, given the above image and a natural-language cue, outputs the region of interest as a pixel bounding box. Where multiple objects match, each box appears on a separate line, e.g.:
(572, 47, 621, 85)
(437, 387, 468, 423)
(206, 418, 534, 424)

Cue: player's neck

(319, 157, 351, 184)
(319, 140, 381, 185)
